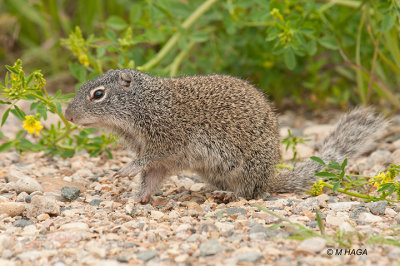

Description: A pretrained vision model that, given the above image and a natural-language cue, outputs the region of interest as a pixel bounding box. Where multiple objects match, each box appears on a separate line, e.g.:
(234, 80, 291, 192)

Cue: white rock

(391, 149, 400, 165)
(190, 183, 206, 192)
(385, 208, 397, 218)
(326, 214, 348, 227)
(15, 177, 43, 193)
(60, 222, 89, 231)
(175, 254, 188, 263)
(0, 202, 25, 217)
(0, 234, 14, 250)
(358, 212, 383, 223)
(339, 222, 355, 233)
(75, 169, 93, 178)
(370, 150, 391, 165)
(0, 259, 15, 266)
(297, 237, 327, 253)
(215, 222, 234, 233)
(8, 168, 29, 182)
(23, 225, 38, 234)
(176, 224, 191, 232)
(328, 202, 360, 212)
(27, 196, 60, 218)
(150, 210, 164, 220)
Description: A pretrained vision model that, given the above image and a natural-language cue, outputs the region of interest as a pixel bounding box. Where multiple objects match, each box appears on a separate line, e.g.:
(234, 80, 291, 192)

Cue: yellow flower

(270, 8, 284, 22)
(23, 115, 43, 136)
(371, 171, 395, 189)
(310, 180, 324, 196)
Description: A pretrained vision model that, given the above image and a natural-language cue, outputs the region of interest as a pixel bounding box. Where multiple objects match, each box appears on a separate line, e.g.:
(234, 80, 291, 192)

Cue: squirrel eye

(93, 89, 104, 100)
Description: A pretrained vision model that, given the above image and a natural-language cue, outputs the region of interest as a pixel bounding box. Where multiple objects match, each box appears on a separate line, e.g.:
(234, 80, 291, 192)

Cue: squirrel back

(65, 69, 386, 202)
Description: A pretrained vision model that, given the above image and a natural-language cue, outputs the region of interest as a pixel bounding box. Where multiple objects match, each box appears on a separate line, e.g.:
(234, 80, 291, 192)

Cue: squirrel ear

(118, 72, 131, 89)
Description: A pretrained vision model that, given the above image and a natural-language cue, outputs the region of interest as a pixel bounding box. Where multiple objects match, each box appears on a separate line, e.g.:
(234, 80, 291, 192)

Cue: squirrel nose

(64, 111, 73, 122)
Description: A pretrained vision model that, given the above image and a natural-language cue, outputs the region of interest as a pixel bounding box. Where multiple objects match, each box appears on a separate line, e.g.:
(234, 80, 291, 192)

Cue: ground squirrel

(64, 69, 386, 203)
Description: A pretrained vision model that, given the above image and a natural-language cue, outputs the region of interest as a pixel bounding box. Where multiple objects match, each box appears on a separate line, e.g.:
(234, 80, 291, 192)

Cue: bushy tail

(270, 107, 387, 193)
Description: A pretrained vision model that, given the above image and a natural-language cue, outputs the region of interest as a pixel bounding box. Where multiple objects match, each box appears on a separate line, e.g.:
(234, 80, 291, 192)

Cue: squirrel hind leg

(134, 166, 167, 204)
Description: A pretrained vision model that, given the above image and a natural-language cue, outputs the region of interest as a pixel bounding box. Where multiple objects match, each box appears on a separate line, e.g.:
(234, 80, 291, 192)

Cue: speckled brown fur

(64, 69, 386, 203)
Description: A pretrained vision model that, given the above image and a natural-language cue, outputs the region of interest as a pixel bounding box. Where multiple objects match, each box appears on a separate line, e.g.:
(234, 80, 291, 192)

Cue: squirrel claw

(210, 190, 237, 204)
(134, 194, 151, 204)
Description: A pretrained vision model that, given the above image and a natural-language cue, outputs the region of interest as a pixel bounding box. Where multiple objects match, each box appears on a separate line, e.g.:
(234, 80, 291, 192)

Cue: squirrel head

(64, 69, 151, 128)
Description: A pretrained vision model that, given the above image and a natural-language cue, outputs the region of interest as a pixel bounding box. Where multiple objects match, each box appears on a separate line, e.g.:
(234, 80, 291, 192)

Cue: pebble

(15, 177, 43, 193)
(328, 202, 360, 212)
(395, 214, 400, 224)
(189, 183, 206, 192)
(60, 222, 89, 231)
(370, 150, 392, 165)
(297, 237, 327, 253)
(186, 201, 202, 212)
(37, 213, 50, 221)
(358, 212, 383, 223)
(13, 219, 33, 228)
(236, 251, 263, 262)
(61, 186, 81, 201)
(89, 199, 103, 206)
(0, 202, 25, 217)
(215, 222, 234, 233)
(366, 201, 388, 215)
(136, 250, 157, 262)
(303, 125, 335, 140)
(27, 195, 60, 218)
(16, 192, 29, 202)
(199, 239, 222, 256)
(339, 222, 355, 233)
(150, 210, 164, 220)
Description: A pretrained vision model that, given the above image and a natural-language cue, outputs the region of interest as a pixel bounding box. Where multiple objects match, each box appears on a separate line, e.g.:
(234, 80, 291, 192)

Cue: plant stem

(169, 40, 196, 76)
(356, 7, 366, 104)
(138, 0, 219, 71)
(322, 181, 371, 199)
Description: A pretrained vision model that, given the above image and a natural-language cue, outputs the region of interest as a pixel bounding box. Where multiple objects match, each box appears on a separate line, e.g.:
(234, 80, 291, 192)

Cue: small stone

(385, 208, 397, 217)
(136, 250, 157, 262)
(395, 214, 400, 224)
(75, 169, 93, 178)
(236, 251, 263, 263)
(17, 251, 42, 261)
(8, 168, 29, 182)
(190, 183, 206, 192)
(215, 222, 234, 233)
(297, 237, 327, 253)
(199, 239, 222, 256)
(16, 192, 29, 202)
(370, 150, 391, 165)
(349, 207, 369, 219)
(328, 202, 360, 212)
(339, 222, 355, 233)
(27, 195, 60, 218)
(186, 201, 202, 212)
(225, 207, 247, 215)
(366, 201, 388, 215)
(150, 210, 164, 220)
(13, 219, 33, 228)
(175, 254, 189, 263)
(15, 177, 43, 194)
(358, 212, 383, 223)
(325, 214, 346, 227)
(0, 234, 14, 250)
(0, 202, 25, 217)
(37, 213, 50, 221)
(89, 199, 103, 206)
(60, 222, 89, 231)
(61, 186, 81, 201)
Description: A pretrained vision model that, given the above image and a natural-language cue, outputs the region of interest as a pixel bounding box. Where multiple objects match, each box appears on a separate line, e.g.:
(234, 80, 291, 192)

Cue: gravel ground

(0, 110, 400, 265)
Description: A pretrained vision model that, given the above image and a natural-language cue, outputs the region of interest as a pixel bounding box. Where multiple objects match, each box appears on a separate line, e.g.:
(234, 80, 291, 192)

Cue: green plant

(0, 59, 115, 157)
(253, 204, 400, 247)
(310, 156, 400, 203)
(281, 129, 311, 162)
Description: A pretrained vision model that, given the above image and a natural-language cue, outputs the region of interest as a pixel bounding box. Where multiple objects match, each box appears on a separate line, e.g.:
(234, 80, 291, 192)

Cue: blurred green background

(1, 0, 399, 111)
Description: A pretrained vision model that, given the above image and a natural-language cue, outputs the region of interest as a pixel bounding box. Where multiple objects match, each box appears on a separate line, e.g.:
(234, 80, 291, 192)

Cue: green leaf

(105, 30, 119, 43)
(327, 161, 341, 171)
(332, 182, 340, 192)
(310, 156, 325, 166)
(381, 14, 395, 32)
(0, 100, 11, 105)
(56, 102, 62, 115)
(189, 32, 209, 43)
(5, 65, 18, 74)
(315, 171, 337, 178)
(284, 49, 296, 70)
(319, 38, 338, 50)
(0, 141, 13, 152)
(19, 138, 42, 151)
(307, 40, 317, 55)
(341, 158, 348, 170)
(106, 16, 128, 31)
(0, 131, 6, 138)
(11, 105, 26, 121)
(105, 148, 113, 159)
(69, 63, 86, 82)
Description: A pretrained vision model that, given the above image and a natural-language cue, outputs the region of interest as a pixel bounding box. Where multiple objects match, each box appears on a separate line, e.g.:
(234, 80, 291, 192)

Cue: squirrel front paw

(113, 159, 146, 179)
